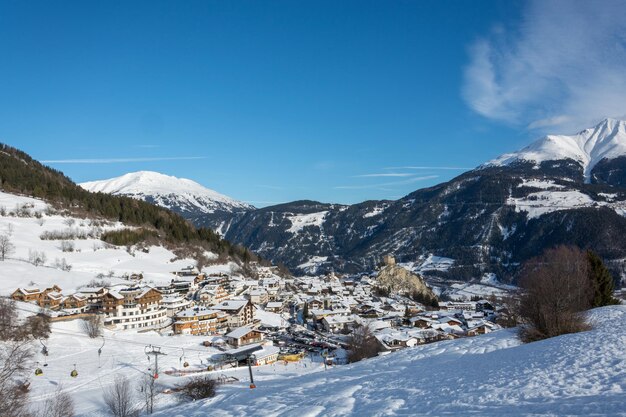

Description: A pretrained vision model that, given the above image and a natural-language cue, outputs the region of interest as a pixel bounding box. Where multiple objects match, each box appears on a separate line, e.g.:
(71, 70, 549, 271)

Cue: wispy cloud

(352, 173, 414, 178)
(384, 166, 472, 171)
(462, 0, 626, 132)
(42, 156, 205, 164)
(334, 175, 438, 190)
(245, 200, 284, 206)
(257, 184, 284, 190)
(133, 144, 161, 149)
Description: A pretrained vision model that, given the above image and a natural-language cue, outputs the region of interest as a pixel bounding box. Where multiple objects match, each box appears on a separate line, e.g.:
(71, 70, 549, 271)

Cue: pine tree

(302, 302, 309, 324)
(586, 250, 618, 307)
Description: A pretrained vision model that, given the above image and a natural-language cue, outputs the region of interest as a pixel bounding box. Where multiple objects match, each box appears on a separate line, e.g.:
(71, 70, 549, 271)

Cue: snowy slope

(80, 171, 253, 216)
(153, 306, 626, 417)
(0, 190, 235, 295)
(487, 118, 626, 182)
(23, 318, 329, 417)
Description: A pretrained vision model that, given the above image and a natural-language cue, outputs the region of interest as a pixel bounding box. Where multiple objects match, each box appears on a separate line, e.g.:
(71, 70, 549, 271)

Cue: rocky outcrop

(375, 257, 437, 300)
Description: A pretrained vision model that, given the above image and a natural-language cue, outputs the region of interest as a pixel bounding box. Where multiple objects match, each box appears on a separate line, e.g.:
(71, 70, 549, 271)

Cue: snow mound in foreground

(155, 306, 626, 417)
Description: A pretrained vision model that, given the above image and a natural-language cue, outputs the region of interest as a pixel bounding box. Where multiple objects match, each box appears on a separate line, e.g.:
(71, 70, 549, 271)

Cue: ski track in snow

(154, 306, 626, 417)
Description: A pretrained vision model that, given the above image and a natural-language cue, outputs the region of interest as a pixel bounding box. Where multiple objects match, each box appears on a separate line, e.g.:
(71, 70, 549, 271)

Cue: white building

(102, 286, 169, 331)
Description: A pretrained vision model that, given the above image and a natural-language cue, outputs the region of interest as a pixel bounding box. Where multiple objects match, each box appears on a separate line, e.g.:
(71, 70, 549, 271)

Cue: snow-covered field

(507, 190, 596, 219)
(287, 212, 328, 234)
(153, 306, 626, 417)
(22, 318, 327, 417)
(0, 191, 235, 295)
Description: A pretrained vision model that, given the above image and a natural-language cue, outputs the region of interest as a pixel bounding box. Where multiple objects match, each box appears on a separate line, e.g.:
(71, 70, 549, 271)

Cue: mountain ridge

(74, 119, 626, 280)
(486, 118, 626, 182)
(80, 171, 254, 230)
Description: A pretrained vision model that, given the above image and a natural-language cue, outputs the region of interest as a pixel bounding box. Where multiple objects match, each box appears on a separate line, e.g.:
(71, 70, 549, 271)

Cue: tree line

(0, 143, 257, 263)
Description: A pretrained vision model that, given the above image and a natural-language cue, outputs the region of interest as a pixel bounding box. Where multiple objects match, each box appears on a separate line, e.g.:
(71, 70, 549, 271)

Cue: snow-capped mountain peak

(487, 118, 626, 182)
(80, 171, 253, 217)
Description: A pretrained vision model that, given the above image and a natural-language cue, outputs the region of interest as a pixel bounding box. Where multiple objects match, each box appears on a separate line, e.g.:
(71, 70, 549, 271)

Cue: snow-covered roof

(214, 299, 249, 311)
(225, 326, 260, 339)
(266, 302, 283, 309)
(175, 306, 219, 318)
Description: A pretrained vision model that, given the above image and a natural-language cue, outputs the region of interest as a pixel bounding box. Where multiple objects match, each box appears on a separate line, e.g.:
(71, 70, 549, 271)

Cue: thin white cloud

(353, 173, 414, 178)
(463, 0, 626, 132)
(245, 200, 284, 206)
(383, 166, 472, 171)
(527, 115, 572, 130)
(334, 175, 439, 190)
(256, 184, 284, 190)
(42, 156, 205, 164)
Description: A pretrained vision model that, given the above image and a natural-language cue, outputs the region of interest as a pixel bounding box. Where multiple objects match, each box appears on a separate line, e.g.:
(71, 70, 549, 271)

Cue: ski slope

(20, 318, 327, 417)
(153, 306, 626, 417)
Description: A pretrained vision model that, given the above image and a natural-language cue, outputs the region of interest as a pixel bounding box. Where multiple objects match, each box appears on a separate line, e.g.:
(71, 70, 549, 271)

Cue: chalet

(409, 316, 436, 329)
(378, 333, 418, 350)
(260, 277, 281, 290)
(11, 287, 43, 303)
(198, 284, 229, 306)
(172, 265, 199, 277)
(171, 278, 197, 294)
(173, 306, 228, 335)
(225, 326, 265, 347)
(41, 291, 63, 309)
(213, 299, 255, 328)
(467, 321, 496, 336)
(321, 314, 358, 333)
(77, 287, 108, 310)
(265, 301, 284, 313)
(310, 308, 350, 325)
(59, 294, 87, 314)
(305, 297, 324, 310)
(11, 285, 62, 306)
(102, 286, 168, 330)
(249, 289, 269, 305)
(160, 294, 192, 317)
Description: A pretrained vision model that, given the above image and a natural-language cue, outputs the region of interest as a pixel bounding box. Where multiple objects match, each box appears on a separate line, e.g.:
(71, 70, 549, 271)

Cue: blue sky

(1, 0, 625, 206)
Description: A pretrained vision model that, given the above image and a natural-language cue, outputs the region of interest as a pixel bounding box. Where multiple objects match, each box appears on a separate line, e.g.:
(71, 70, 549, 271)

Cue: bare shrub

(54, 258, 72, 271)
(177, 375, 217, 401)
(15, 203, 32, 217)
(0, 340, 33, 417)
(29, 250, 47, 266)
(41, 229, 90, 240)
(518, 246, 592, 343)
(0, 233, 15, 261)
(138, 374, 158, 414)
(347, 324, 380, 363)
(60, 241, 75, 252)
(82, 278, 111, 289)
(37, 386, 75, 417)
(0, 298, 19, 341)
(26, 312, 51, 340)
(81, 315, 102, 338)
(103, 375, 140, 417)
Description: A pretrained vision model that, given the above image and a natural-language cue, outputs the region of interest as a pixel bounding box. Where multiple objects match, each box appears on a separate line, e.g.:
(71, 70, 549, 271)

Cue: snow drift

(154, 306, 626, 417)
